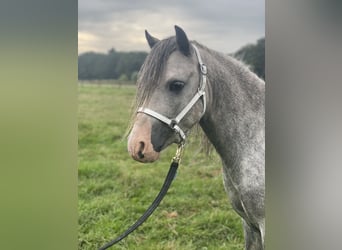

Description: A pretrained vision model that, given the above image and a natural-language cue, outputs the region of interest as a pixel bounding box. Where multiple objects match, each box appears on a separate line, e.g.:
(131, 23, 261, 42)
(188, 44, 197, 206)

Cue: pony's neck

(197, 45, 265, 166)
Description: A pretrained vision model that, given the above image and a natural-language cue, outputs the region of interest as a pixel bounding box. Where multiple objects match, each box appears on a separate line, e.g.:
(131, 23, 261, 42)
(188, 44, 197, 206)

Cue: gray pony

(128, 26, 265, 250)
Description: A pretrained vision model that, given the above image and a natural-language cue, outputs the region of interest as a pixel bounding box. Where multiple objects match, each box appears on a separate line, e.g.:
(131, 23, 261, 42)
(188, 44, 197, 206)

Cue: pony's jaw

(127, 115, 160, 163)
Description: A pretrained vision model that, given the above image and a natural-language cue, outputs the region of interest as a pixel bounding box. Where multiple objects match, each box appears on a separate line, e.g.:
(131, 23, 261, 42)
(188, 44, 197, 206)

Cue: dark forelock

(135, 37, 178, 107)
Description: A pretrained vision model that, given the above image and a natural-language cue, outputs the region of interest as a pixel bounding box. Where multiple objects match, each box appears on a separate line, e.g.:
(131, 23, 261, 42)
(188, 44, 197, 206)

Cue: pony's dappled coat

(128, 26, 265, 250)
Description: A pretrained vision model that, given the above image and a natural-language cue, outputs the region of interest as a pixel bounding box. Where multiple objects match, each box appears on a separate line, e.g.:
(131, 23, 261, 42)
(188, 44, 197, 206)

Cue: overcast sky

(78, 0, 264, 55)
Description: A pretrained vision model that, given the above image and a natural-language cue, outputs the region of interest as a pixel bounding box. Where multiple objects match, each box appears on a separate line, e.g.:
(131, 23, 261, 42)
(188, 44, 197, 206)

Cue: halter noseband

(137, 44, 207, 143)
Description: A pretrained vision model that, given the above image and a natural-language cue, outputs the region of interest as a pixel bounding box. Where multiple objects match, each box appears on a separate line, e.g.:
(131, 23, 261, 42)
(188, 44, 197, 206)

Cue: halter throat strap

(137, 44, 207, 142)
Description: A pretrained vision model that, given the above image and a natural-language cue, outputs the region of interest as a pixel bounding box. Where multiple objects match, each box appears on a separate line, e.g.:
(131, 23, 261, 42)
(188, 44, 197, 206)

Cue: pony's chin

(152, 132, 183, 152)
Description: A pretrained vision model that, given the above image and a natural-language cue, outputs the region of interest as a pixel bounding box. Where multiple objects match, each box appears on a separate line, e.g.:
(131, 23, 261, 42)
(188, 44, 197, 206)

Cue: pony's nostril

(137, 141, 145, 159)
(138, 151, 144, 159)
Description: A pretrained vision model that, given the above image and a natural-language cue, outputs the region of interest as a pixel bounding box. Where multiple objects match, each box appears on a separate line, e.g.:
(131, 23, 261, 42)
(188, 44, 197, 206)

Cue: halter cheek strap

(137, 44, 207, 143)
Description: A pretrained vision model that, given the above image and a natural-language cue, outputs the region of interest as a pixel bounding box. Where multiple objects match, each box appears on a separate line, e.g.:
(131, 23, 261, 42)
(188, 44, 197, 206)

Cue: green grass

(78, 83, 243, 249)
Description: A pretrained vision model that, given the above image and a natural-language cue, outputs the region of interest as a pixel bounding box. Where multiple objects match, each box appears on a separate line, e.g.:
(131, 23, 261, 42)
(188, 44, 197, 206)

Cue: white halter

(137, 44, 207, 143)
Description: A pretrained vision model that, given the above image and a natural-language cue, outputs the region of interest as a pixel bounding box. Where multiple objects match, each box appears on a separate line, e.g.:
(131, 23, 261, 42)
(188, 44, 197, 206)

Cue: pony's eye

(169, 81, 185, 93)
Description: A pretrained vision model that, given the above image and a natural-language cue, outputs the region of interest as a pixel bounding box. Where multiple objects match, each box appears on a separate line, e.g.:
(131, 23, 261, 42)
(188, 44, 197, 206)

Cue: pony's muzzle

(127, 116, 160, 163)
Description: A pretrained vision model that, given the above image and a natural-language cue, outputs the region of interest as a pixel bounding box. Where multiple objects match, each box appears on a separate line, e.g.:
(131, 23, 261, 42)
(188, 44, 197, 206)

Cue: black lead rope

(99, 144, 184, 250)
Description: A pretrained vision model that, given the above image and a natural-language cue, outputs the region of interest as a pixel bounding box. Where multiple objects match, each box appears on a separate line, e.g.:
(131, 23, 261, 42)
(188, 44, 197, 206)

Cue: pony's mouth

(128, 138, 160, 163)
(151, 121, 181, 152)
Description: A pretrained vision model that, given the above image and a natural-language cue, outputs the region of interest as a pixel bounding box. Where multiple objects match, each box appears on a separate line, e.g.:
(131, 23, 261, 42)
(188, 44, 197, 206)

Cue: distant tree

(78, 52, 106, 80)
(234, 38, 265, 79)
(78, 49, 147, 81)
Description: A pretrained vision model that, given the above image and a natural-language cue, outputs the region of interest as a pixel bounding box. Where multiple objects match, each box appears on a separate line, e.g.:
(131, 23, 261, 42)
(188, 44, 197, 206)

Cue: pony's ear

(145, 30, 159, 49)
(175, 25, 190, 56)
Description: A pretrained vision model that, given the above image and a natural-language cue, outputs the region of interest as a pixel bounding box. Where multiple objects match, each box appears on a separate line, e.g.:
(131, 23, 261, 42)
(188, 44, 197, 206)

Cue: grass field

(78, 83, 243, 249)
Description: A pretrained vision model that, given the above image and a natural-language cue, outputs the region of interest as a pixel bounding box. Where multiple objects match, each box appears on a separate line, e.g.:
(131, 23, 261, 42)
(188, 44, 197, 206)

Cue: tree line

(78, 37, 265, 81)
(78, 48, 147, 81)
(234, 38, 265, 79)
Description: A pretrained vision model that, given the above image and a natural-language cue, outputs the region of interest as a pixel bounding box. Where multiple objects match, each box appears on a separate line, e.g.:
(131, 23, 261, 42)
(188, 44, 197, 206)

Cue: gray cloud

(78, 0, 264, 54)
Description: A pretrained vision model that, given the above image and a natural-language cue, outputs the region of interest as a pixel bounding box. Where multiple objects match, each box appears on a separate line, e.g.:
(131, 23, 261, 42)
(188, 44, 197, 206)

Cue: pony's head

(128, 26, 206, 163)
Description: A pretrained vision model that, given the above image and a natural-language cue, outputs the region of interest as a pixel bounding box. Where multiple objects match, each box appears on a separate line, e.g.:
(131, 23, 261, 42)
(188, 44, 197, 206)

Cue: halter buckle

(200, 64, 207, 75)
(170, 119, 177, 129)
